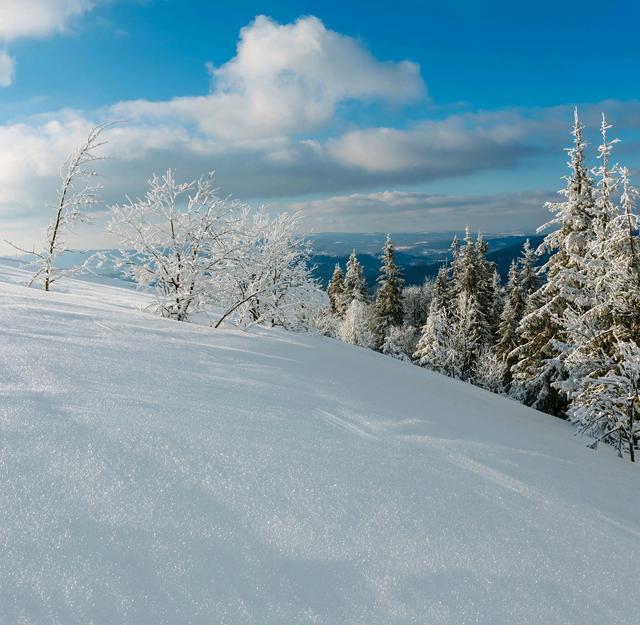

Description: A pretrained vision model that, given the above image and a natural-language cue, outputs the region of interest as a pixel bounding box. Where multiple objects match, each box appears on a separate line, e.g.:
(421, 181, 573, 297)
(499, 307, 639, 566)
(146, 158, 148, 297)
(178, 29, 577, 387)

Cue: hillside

(0, 262, 638, 625)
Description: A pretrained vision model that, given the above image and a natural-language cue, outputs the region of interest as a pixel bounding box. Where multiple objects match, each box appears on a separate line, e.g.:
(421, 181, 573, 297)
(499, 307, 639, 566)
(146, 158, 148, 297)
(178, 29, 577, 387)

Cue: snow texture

(0, 262, 638, 625)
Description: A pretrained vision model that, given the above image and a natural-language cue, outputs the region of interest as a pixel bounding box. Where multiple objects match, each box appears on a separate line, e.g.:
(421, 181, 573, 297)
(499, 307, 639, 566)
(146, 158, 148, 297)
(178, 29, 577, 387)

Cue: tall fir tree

(374, 235, 404, 345)
(487, 267, 504, 344)
(510, 109, 596, 417)
(496, 260, 524, 363)
(413, 265, 453, 373)
(449, 228, 500, 369)
(519, 239, 539, 307)
(559, 116, 621, 399)
(344, 250, 368, 303)
(449, 290, 483, 381)
(565, 161, 640, 460)
(327, 263, 347, 317)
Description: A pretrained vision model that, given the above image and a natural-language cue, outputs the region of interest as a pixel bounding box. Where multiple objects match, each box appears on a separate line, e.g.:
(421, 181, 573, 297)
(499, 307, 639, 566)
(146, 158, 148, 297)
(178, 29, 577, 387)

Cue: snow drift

(0, 262, 638, 625)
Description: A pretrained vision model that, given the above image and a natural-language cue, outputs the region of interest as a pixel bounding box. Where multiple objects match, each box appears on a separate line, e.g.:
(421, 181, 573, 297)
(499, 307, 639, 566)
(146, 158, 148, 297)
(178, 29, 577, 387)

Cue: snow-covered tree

(338, 299, 377, 348)
(510, 109, 596, 416)
(10, 124, 112, 291)
(414, 265, 452, 371)
(108, 170, 242, 321)
(382, 325, 419, 362)
(496, 260, 524, 363)
(402, 280, 432, 329)
(219, 209, 321, 330)
(519, 239, 539, 306)
(312, 306, 341, 338)
(450, 228, 499, 346)
(327, 263, 347, 317)
(569, 339, 640, 462)
(374, 235, 404, 344)
(448, 291, 483, 381)
(344, 250, 368, 303)
(474, 345, 507, 394)
(413, 304, 453, 375)
(563, 159, 640, 460)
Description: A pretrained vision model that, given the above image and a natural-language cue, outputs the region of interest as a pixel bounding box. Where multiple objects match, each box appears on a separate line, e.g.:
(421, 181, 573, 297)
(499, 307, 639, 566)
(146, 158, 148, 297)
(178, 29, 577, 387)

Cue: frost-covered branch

(7, 122, 114, 291)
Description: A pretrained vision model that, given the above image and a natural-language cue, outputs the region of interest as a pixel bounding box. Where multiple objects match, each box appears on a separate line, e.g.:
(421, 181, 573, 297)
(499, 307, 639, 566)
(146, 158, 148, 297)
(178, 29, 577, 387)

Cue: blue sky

(0, 0, 639, 249)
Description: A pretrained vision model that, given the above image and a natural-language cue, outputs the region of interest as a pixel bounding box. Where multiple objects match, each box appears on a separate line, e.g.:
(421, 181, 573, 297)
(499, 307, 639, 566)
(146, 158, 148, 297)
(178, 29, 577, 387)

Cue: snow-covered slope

(1, 262, 638, 625)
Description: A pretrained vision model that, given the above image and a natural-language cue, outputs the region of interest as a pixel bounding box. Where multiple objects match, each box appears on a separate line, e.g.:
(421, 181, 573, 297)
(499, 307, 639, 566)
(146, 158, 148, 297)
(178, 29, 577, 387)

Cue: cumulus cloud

(0, 50, 15, 86)
(290, 189, 558, 233)
(113, 15, 425, 140)
(0, 0, 98, 42)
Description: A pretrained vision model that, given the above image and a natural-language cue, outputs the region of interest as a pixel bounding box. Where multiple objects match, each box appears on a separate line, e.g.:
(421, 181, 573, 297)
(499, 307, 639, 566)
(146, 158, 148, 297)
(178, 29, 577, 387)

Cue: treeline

(317, 111, 640, 462)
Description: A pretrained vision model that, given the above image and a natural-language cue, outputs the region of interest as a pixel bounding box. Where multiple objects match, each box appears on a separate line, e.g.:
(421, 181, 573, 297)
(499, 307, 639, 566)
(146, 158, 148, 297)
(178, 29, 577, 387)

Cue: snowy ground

(1, 262, 639, 625)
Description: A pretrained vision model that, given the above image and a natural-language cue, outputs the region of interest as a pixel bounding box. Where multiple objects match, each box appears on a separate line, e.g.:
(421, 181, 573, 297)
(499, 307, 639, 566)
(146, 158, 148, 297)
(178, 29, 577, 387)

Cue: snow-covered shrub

(473, 345, 507, 394)
(338, 300, 377, 349)
(218, 209, 321, 330)
(382, 325, 418, 361)
(311, 307, 340, 338)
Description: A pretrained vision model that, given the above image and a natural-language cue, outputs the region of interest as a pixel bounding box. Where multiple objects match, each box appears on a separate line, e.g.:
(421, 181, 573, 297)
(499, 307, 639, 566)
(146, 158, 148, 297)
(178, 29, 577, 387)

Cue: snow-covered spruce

(373, 234, 404, 347)
(510, 109, 596, 417)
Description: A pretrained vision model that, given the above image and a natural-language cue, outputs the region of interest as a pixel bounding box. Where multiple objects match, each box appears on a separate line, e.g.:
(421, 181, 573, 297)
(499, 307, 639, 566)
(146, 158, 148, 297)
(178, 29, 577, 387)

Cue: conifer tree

(519, 239, 539, 305)
(402, 280, 431, 329)
(413, 305, 453, 375)
(327, 263, 347, 317)
(413, 265, 453, 373)
(450, 228, 499, 346)
(496, 260, 524, 363)
(565, 163, 640, 460)
(510, 109, 596, 417)
(449, 290, 483, 380)
(344, 250, 368, 303)
(487, 267, 504, 344)
(559, 116, 621, 398)
(374, 235, 404, 344)
(570, 339, 640, 462)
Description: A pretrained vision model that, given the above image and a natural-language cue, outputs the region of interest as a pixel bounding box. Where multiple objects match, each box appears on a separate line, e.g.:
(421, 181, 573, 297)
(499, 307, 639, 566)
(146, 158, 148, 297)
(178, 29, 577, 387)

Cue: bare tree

(8, 123, 112, 291)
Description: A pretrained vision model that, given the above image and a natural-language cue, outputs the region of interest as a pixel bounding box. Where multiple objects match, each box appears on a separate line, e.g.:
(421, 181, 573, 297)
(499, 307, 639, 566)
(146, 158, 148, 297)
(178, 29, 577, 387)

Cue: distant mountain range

(308, 232, 545, 288)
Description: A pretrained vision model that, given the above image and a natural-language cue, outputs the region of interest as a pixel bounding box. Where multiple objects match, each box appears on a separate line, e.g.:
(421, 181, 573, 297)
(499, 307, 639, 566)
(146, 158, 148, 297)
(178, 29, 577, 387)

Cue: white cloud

(0, 0, 104, 86)
(113, 15, 425, 141)
(0, 0, 97, 42)
(0, 50, 15, 86)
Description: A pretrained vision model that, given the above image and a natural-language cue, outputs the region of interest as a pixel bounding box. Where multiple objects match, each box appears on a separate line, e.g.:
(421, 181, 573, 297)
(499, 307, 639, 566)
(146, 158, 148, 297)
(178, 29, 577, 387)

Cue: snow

(1, 262, 638, 625)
